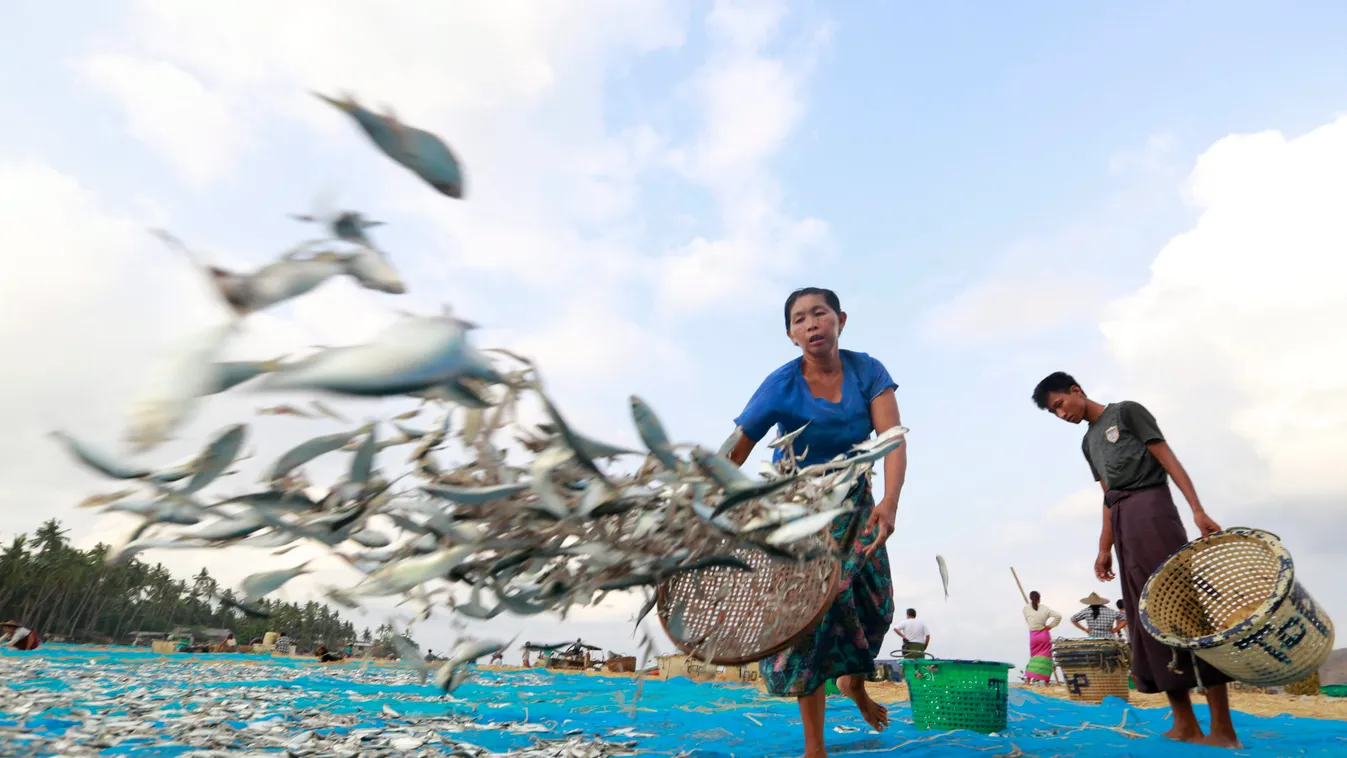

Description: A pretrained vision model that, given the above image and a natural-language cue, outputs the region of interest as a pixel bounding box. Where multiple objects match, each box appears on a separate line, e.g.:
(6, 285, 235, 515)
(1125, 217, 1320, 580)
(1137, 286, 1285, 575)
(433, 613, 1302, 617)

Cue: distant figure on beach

(894, 609, 930, 658)
(274, 632, 295, 654)
(724, 287, 905, 754)
(490, 650, 504, 666)
(1033, 371, 1240, 749)
(1023, 591, 1061, 685)
(0, 620, 40, 650)
(314, 644, 342, 663)
(216, 634, 237, 652)
(1114, 599, 1128, 637)
(1071, 593, 1121, 639)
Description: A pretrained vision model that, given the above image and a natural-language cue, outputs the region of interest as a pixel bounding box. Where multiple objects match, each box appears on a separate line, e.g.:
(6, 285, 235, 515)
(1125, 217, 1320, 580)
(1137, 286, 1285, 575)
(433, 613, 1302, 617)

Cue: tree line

(0, 519, 400, 651)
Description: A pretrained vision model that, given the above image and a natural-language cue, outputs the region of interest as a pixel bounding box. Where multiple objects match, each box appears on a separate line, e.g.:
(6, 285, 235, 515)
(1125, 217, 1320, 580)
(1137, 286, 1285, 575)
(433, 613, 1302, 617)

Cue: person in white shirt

(0, 620, 39, 651)
(1023, 591, 1061, 684)
(894, 609, 930, 658)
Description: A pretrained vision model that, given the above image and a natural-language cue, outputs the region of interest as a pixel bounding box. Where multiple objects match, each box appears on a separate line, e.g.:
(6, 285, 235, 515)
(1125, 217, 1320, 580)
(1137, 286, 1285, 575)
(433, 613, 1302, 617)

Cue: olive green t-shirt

(1081, 401, 1169, 491)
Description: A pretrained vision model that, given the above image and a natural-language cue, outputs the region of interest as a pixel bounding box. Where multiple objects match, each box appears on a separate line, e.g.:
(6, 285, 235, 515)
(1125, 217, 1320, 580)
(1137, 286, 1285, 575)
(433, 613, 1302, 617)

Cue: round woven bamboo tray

(656, 537, 840, 666)
(1139, 527, 1335, 688)
(1052, 638, 1131, 703)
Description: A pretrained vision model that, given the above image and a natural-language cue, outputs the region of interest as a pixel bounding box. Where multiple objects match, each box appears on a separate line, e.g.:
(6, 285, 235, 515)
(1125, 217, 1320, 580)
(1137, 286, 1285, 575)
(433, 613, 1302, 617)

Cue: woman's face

(788, 294, 846, 357)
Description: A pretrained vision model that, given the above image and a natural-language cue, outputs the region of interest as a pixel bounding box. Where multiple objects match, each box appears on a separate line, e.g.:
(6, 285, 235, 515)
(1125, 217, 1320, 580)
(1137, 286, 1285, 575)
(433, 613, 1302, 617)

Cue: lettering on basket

(1289, 584, 1332, 638)
(987, 677, 1007, 716)
(1065, 673, 1090, 695)
(1233, 624, 1291, 664)
(1231, 585, 1332, 665)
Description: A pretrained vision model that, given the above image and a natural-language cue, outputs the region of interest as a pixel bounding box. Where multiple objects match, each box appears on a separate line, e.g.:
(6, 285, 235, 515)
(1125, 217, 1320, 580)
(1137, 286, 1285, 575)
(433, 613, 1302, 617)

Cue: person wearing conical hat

(1032, 372, 1239, 749)
(1070, 592, 1122, 639)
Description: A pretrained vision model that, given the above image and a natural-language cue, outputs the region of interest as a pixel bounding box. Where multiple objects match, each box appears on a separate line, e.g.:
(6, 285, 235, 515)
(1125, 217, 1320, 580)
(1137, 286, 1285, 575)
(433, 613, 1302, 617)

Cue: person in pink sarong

(1022, 591, 1060, 684)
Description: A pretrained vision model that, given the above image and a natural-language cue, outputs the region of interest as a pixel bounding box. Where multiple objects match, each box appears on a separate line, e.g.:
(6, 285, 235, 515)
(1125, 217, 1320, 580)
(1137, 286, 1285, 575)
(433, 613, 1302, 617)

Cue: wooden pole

(1010, 567, 1028, 604)
(1012, 567, 1060, 685)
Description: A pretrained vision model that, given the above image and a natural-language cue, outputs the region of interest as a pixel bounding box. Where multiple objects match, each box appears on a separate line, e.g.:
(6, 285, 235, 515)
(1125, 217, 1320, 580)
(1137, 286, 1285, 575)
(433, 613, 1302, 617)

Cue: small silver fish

(421, 482, 529, 505)
(256, 315, 502, 397)
(764, 506, 852, 546)
(717, 427, 744, 458)
(351, 546, 472, 597)
(446, 637, 514, 670)
(125, 321, 240, 451)
(268, 428, 368, 482)
(937, 554, 949, 600)
(345, 247, 407, 295)
(767, 422, 811, 450)
(177, 423, 247, 495)
(349, 529, 391, 548)
(49, 432, 150, 480)
(239, 560, 312, 601)
(630, 396, 680, 472)
(185, 511, 268, 541)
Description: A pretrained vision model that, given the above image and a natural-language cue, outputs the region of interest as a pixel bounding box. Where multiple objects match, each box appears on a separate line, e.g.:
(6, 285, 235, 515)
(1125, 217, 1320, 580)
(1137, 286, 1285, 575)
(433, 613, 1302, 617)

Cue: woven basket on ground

(1140, 527, 1335, 688)
(1053, 638, 1131, 704)
(1285, 671, 1322, 697)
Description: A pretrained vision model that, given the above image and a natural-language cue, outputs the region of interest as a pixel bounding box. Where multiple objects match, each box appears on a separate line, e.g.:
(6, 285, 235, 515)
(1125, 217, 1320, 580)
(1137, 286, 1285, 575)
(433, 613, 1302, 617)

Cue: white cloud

(900, 118, 1347, 670)
(655, 0, 833, 311)
(916, 132, 1191, 347)
(919, 275, 1106, 345)
(0, 1, 844, 661)
(76, 54, 250, 188)
(1101, 115, 1347, 504)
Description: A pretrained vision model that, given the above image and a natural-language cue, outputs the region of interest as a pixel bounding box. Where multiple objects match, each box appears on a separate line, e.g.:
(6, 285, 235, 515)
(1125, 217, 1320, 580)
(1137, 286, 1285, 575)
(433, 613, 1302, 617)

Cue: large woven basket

(1052, 638, 1131, 703)
(902, 658, 1013, 734)
(1139, 527, 1335, 688)
(656, 538, 840, 666)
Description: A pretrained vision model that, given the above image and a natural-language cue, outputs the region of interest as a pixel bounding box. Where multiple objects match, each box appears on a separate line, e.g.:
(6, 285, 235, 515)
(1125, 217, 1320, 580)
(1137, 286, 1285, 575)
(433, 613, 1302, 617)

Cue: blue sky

(3, 1, 1346, 672)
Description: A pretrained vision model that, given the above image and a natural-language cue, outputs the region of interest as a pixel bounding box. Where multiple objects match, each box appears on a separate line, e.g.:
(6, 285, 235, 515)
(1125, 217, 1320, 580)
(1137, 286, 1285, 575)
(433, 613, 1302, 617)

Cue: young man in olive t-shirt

(1032, 371, 1240, 749)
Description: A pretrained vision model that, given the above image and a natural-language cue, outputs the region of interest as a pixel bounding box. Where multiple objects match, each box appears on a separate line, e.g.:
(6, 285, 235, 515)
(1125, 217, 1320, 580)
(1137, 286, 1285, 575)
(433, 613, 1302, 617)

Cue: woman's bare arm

(728, 433, 756, 467)
(869, 388, 905, 510)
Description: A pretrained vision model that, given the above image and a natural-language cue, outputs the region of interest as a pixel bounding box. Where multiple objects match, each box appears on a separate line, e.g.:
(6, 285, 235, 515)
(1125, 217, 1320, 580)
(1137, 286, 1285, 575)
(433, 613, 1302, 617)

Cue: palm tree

(0, 520, 361, 646)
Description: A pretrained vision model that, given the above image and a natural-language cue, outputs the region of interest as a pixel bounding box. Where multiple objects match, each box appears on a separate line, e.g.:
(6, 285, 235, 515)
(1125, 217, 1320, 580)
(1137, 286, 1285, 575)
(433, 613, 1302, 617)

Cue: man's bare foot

(803, 747, 827, 758)
(836, 677, 889, 731)
(1201, 730, 1243, 749)
(1162, 724, 1205, 743)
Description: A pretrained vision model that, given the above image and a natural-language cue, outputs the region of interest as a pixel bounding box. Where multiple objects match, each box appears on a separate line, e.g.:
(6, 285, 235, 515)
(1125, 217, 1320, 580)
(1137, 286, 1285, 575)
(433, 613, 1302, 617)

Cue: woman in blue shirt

(727, 287, 905, 755)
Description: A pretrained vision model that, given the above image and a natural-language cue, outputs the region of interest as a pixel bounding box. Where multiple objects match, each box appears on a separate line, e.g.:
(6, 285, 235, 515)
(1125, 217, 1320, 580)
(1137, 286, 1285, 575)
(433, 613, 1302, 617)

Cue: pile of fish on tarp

(51, 91, 909, 695)
(0, 651, 643, 758)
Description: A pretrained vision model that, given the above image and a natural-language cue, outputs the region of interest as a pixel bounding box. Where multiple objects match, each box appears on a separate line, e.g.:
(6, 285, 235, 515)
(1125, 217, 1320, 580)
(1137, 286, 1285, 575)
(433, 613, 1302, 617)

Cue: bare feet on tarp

(1162, 723, 1205, 743)
(836, 676, 889, 732)
(1201, 730, 1243, 749)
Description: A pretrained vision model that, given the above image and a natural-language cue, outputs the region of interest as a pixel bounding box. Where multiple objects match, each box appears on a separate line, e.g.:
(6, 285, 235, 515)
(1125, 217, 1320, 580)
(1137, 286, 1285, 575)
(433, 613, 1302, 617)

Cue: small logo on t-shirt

(1105, 425, 1120, 443)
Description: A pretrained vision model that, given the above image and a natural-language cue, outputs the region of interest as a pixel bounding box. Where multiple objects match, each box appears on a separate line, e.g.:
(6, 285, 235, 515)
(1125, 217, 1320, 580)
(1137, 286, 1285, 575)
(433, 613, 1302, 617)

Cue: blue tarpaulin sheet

(3, 645, 1346, 756)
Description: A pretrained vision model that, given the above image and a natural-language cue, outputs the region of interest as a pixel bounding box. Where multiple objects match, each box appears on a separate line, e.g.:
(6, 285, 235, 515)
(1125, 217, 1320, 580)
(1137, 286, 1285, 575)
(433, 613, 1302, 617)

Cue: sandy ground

(1022, 683, 1347, 721)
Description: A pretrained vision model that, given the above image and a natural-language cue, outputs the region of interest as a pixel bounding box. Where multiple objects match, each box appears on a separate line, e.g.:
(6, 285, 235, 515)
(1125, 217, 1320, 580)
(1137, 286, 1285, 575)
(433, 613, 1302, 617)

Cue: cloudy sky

(3, 0, 1346, 670)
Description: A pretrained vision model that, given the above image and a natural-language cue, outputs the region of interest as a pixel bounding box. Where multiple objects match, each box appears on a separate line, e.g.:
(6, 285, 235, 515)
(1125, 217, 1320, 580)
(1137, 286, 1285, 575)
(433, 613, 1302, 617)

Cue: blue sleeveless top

(733, 349, 897, 467)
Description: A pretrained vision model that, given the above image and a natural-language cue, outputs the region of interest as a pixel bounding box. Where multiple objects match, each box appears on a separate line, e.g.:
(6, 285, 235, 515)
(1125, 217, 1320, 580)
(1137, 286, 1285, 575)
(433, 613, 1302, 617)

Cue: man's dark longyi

(1106, 484, 1233, 693)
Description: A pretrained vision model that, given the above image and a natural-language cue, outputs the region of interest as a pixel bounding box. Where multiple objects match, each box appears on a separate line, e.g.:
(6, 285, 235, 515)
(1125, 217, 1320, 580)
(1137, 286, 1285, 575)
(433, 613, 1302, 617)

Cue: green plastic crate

(901, 658, 1014, 734)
